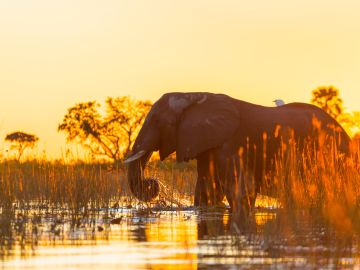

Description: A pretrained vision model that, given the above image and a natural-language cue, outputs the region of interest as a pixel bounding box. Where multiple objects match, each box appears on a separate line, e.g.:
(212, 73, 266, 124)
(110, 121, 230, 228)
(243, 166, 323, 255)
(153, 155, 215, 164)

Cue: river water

(0, 205, 359, 270)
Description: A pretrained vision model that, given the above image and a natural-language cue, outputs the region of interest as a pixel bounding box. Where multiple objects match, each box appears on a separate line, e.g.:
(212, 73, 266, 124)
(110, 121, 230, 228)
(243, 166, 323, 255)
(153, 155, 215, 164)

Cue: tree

(311, 86, 360, 137)
(340, 111, 360, 137)
(58, 97, 151, 163)
(5, 131, 39, 161)
(105, 97, 152, 156)
(311, 86, 343, 120)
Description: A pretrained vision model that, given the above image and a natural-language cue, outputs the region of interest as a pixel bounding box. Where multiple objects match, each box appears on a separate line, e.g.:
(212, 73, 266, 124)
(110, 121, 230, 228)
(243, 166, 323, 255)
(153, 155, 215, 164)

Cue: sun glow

(0, 0, 360, 158)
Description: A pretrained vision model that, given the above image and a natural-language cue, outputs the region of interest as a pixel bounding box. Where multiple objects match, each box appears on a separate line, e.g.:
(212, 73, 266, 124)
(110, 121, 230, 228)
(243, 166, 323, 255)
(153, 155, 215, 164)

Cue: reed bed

(257, 135, 360, 236)
(0, 159, 197, 258)
(0, 159, 197, 211)
(0, 137, 360, 266)
(0, 161, 122, 210)
(0, 134, 359, 234)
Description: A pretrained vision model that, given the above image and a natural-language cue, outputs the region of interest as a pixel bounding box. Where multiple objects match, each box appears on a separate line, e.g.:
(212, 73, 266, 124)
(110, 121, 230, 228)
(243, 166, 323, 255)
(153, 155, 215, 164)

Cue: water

(0, 205, 359, 269)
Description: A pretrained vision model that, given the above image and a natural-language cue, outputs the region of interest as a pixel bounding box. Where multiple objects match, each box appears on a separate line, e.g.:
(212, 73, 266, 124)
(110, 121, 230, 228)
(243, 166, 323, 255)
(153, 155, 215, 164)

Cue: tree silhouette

(340, 111, 360, 137)
(311, 86, 360, 137)
(58, 97, 151, 163)
(5, 131, 39, 161)
(311, 86, 343, 120)
(105, 97, 152, 156)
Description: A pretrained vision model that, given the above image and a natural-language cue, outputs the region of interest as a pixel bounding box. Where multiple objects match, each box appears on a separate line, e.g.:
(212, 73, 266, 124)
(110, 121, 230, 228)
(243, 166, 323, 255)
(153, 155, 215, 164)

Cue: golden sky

(0, 0, 359, 159)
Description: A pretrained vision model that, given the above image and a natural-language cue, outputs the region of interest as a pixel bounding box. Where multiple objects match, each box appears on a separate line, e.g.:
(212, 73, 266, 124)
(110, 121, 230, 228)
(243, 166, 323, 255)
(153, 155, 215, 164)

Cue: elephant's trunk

(126, 151, 160, 202)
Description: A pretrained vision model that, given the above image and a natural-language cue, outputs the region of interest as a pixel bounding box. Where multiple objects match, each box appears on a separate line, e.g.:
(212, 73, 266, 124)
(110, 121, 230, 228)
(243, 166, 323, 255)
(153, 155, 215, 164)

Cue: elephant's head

(124, 92, 240, 202)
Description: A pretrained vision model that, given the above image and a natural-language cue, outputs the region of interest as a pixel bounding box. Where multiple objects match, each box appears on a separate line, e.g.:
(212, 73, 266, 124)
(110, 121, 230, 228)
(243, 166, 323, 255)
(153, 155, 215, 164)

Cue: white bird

(273, 99, 285, 106)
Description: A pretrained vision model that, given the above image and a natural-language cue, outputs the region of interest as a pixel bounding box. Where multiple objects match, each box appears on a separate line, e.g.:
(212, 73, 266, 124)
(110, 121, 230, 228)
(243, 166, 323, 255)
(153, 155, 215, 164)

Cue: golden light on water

(1, 208, 279, 269)
(2, 213, 201, 270)
(146, 217, 198, 270)
(255, 212, 277, 226)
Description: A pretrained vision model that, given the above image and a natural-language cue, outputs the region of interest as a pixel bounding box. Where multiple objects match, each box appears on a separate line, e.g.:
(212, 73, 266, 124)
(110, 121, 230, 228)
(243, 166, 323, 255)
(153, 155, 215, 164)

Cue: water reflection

(0, 206, 360, 269)
(199, 211, 233, 240)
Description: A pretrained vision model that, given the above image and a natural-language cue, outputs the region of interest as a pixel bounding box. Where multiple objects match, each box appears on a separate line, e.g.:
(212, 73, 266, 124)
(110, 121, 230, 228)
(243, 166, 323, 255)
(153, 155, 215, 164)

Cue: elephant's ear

(176, 94, 239, 161)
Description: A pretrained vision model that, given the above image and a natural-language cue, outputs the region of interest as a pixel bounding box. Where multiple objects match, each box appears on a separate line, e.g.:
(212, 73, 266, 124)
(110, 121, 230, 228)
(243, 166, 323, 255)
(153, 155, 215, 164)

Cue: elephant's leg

(194, 152, 209, 206)
(194, 176, 207, 206)
(195, 150, 225, 207)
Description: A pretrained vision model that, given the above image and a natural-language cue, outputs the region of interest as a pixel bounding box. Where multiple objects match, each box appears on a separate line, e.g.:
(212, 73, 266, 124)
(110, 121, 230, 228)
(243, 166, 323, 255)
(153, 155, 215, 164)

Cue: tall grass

(0, 158, 197, 258)
(1, 132, 359, 234)
(0, 137, 360, 265)
(255, 134, 360, 235)
(0, 161, 124, 210)
(0, 159, 197, 211)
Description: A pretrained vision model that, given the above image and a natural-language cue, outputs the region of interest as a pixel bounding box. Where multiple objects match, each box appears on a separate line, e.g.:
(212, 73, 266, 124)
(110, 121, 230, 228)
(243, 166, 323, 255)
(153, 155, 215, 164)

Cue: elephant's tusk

(124, 150, 146, 164)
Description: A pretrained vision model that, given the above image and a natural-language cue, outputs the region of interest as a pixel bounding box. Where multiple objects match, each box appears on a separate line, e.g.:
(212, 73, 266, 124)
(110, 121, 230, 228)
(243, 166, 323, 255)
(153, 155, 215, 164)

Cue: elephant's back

(276, 102, 350, 153)
(277, 102, 338, 126)
(281, 102, 326, 112)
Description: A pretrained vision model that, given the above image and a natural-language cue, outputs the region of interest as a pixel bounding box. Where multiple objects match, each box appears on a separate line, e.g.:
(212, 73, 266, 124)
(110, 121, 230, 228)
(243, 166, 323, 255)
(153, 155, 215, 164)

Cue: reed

(0, 133, 359, 235)
(0, 158, 197, 211)
(260, 134, 360, 235)
(0, 160, 124, 210)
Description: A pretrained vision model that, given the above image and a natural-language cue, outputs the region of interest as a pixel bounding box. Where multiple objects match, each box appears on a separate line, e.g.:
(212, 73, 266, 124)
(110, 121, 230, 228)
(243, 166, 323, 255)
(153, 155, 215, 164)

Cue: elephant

(124, 92, 350, 213)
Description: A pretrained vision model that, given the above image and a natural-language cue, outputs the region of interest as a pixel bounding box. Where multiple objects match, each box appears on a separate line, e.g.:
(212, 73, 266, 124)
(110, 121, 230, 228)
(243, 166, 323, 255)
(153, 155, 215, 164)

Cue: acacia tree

(311, 86, 343, 120)
(311, 86, 360, 137)
(105, 97, 152, 156)
(5, 131, 39, 161)
(58, 97, 151, 163)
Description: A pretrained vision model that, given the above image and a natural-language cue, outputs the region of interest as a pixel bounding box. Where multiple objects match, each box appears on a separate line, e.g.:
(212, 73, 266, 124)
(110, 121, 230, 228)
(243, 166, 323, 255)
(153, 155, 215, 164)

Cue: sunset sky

(0, 0, 359, 159)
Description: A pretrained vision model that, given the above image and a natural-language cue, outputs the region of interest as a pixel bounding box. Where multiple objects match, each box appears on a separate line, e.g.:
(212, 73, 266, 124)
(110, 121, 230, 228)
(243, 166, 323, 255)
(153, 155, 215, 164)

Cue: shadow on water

(1, 204, 359, 269)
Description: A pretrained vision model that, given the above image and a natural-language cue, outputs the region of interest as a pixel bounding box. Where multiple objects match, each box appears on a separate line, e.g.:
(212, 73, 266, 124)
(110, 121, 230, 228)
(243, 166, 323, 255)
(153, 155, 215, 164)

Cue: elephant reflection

(197, 210, 231, 239)
(125, 92, 350, 214)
